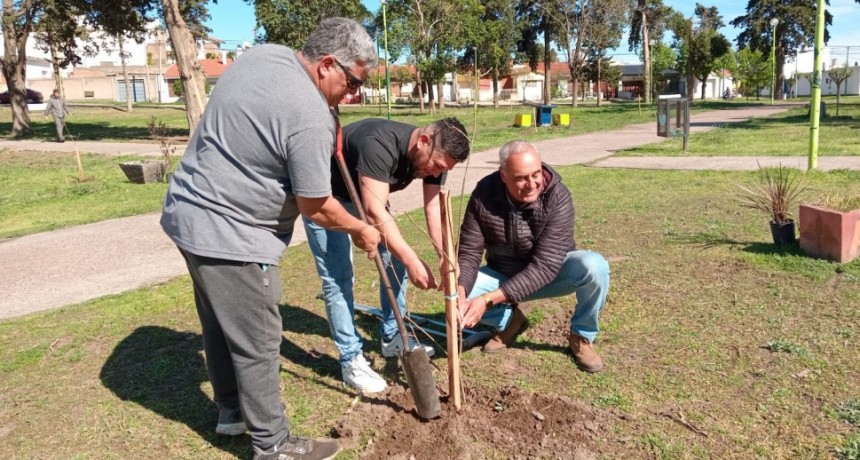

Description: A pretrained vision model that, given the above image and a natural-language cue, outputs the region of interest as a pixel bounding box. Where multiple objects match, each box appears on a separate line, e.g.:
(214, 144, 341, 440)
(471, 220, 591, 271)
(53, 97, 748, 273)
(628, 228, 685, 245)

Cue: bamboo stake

(439, 190, 461, 410)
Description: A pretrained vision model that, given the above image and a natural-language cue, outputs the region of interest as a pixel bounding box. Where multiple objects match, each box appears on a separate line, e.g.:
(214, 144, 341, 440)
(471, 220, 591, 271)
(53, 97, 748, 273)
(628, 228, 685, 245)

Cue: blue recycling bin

(535, 104, 556, 127)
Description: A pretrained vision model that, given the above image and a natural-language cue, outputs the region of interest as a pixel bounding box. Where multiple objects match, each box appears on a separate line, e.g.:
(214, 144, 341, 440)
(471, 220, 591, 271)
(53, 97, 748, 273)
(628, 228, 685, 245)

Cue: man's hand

(405, 258, 437, 290)
(460, 296, 487, 329)
(351, 224, 380, 260)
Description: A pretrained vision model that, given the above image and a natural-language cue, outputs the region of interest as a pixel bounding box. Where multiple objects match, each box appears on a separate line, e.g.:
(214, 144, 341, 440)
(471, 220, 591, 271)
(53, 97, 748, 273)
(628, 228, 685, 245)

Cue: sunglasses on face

(334, 60, 365, 90)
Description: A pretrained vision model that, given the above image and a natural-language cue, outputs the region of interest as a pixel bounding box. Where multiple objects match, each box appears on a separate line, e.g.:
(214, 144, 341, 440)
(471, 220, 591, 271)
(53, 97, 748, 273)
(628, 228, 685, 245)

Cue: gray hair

(499, 140, 538, 171)
(302, 17, 378, 68)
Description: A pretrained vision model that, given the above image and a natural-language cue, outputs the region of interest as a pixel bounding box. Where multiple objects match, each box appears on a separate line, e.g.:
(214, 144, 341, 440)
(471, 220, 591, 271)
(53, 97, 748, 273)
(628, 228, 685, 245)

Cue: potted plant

(119, 117, 177, 184)
(736, 163, 807, 245)
(799, 194, 860, 263)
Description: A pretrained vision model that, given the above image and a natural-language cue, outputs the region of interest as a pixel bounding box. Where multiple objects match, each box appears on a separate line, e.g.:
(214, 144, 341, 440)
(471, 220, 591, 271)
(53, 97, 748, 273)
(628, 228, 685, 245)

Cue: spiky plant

(736, 163, 807, 224)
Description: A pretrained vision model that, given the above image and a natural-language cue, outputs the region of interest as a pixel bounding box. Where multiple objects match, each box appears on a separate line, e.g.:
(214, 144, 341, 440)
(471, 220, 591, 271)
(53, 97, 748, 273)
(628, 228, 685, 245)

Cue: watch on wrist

(481, 294, 494, 309)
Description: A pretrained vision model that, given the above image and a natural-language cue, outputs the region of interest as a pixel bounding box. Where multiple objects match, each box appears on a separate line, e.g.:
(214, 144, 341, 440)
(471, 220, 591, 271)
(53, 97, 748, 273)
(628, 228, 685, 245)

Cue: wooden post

(439, 190, 461, 410)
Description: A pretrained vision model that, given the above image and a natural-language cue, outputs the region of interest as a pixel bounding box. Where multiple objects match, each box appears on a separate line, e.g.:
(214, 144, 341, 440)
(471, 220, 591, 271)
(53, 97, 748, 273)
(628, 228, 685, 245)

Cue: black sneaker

(252, 434, 340, 460)
(216, 406, 247, 436)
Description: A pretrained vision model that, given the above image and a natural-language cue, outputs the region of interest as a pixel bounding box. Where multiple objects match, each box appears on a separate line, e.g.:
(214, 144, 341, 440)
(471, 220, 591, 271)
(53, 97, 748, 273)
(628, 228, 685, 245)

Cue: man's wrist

(481, 293, 494, 309)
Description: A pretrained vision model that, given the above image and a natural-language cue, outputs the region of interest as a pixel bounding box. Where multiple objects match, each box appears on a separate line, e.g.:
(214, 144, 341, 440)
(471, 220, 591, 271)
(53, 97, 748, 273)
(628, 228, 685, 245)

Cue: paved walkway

(3, 104, 859, 320)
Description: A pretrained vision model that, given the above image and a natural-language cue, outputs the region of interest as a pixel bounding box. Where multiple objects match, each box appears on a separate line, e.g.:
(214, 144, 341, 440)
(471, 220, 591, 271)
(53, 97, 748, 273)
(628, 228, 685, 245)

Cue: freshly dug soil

(333, 384, 613, 459)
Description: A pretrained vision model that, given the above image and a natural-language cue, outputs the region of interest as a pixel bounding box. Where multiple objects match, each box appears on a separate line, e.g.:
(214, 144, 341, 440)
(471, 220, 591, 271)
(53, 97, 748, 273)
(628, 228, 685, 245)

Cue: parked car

(0, 88, 44, 104)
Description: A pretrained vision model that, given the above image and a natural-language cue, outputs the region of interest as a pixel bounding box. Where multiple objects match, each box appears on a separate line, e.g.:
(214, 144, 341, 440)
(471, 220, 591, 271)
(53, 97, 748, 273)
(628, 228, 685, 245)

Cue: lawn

(1, 166, 859, 459)
(617, 96, 860, 157)
(2, 99, 755, 152)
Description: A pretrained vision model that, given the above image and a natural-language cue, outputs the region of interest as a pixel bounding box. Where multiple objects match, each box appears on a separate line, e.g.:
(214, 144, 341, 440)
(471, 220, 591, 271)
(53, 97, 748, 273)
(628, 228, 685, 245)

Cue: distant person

(43, 89, 69, 142)
(161, 18, 379, 460)
(456, 140, 610, 373)
(304, 117, 469, 394)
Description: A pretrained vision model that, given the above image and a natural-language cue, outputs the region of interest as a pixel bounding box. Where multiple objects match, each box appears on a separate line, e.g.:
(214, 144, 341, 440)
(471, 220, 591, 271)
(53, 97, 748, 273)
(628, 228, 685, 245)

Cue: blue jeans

(467, 250, 609, 343)
(302, 200, 408, 365)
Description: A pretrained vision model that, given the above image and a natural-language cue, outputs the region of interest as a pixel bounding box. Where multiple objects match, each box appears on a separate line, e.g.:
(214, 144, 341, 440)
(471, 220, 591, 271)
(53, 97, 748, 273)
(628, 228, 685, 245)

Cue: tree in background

(582, 0, 628, 106)
(383, 0, 479, 114)
(735, 46, 769, 99)
(713, 48, 737, 97)
(649, 41, 675, 95)
(160, 0, 209, 133)
(35, 0, 92, 99)
(82, 0, 153, 112)
(669, 4, 730, 101)
(1, 0, 42, 137)
(550, 0, 626, 108)
(827, 66, 852, 116)
(627, 0, 673, 103)
(517, 0, 563, 105)
(731, 0, 832, 100)
(461, 0, 519, 108)
(252, 0, 370, 48)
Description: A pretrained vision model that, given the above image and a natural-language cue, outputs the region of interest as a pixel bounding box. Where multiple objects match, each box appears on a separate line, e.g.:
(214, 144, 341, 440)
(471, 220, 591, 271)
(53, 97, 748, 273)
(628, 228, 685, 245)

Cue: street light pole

(770, 18, 779, 104)
(381, 0, 392, 120)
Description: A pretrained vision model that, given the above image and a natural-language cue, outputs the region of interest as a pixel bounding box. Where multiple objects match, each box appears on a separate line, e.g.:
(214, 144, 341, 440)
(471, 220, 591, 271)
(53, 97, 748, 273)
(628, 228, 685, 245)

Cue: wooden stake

(74, 140, 84, 182)
(439, 190, 461, 410)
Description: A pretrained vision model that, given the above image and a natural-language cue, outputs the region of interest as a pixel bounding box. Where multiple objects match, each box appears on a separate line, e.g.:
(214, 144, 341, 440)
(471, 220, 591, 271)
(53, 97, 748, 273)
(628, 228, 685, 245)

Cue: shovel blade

(400, 347, 441, 420)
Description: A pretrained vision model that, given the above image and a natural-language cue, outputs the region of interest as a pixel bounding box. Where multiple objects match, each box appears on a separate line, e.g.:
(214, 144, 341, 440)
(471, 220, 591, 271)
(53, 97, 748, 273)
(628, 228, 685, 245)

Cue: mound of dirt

(333, 385, 613, 459)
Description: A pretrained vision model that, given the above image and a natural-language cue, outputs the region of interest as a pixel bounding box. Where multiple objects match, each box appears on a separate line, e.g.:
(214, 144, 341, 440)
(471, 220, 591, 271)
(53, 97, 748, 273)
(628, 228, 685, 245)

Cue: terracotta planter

(799, 204, 860, 263)
(119, 160, 166, 184)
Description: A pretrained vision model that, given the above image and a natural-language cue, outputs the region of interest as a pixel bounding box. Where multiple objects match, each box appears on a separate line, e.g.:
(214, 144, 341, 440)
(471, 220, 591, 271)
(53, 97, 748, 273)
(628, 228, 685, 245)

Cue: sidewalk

(3, 104, 858, 320)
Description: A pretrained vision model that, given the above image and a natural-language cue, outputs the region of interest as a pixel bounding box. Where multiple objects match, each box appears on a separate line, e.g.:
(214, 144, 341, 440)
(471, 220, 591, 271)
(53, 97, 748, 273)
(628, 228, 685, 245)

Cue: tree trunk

(2, 0, 34, 137)
(427, 80, 436, 115)
(162, 0, 207, 133)
(416, 68, 425, 113)
(437, 81, 444, 109)
(836, 82, 841, 117)
(49, 42, 64, 98)
(700, 77, 706, 100)
(492, 67, 499, 109)
(641, 9, 651, 104)
(596, 57, 602, 107)
(118, 37, 134, 112)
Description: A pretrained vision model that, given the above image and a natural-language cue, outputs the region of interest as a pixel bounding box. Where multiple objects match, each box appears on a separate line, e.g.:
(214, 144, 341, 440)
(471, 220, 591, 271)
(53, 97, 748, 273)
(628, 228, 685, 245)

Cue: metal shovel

(332, 124, 441, 420)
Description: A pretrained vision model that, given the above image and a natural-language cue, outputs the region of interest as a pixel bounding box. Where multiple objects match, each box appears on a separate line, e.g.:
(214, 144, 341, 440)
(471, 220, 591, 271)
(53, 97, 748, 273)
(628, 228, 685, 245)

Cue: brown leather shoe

(482, 307, 529, 353)
(568, 334, 604, 373)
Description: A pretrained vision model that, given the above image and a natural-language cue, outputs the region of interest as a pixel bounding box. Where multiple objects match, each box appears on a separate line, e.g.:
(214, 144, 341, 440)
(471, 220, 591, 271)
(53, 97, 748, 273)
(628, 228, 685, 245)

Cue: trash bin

(535, 104, 556, 127)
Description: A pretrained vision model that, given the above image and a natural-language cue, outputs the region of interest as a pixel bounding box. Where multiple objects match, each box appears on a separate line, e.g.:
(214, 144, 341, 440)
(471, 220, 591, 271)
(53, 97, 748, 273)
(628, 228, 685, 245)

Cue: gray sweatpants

(54, 116, 65, 141)
(180, 249, 288, 450)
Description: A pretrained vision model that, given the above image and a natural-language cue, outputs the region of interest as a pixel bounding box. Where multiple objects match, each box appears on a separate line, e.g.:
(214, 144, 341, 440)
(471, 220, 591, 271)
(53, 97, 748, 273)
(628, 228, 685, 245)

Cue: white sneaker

(381, 333, 435, 358)
(341, 354, 387, 394)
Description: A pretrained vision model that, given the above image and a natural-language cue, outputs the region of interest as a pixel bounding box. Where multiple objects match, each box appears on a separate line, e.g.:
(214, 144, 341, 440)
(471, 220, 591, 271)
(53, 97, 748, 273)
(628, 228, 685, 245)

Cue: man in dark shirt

(303, 117, 470, 393)
(457, 140, 610, 373)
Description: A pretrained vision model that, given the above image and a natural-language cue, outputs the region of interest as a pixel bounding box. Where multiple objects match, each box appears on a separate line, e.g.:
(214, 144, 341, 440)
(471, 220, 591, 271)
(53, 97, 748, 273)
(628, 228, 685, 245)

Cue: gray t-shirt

(161, 44, 335, 265)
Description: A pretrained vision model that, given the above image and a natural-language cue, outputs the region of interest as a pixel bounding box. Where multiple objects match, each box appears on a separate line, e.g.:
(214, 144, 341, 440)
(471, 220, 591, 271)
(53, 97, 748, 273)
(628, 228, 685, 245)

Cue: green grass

(2, 166, 860, 458)
(1, 101, 757, 239)
(617, 96, 860, 157)
(0, 151, 168, 239)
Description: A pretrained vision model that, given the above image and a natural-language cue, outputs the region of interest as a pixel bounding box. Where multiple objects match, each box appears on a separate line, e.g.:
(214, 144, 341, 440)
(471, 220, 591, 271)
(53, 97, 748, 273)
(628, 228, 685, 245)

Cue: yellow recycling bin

(514, 113, 532, 127)
(552, 113, 570, 126)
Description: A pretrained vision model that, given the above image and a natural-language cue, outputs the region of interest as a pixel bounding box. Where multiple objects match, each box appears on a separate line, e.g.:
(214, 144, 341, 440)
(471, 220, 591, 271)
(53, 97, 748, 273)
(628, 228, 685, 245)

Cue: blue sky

(205, 0, 860, 60)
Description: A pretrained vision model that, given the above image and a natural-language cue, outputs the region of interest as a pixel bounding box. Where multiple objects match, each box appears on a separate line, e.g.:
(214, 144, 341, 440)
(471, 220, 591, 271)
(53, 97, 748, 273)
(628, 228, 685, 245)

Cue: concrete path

(0, 138, 164, 157)
(3, 104, 858, 320)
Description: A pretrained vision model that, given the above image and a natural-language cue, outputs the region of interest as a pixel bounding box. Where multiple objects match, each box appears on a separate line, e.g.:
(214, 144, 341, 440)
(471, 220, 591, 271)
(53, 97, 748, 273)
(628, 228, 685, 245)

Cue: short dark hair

(428, 117, 470, 162)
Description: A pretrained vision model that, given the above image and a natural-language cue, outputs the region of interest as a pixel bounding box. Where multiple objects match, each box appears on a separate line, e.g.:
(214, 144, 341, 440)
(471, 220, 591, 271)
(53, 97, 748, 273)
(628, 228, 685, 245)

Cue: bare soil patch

(334, 384, 614, 459)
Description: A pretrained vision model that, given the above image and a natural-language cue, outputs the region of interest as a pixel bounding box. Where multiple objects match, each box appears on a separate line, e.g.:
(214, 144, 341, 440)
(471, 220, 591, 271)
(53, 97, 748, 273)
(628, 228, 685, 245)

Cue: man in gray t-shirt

(161, 18, 379, 460)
